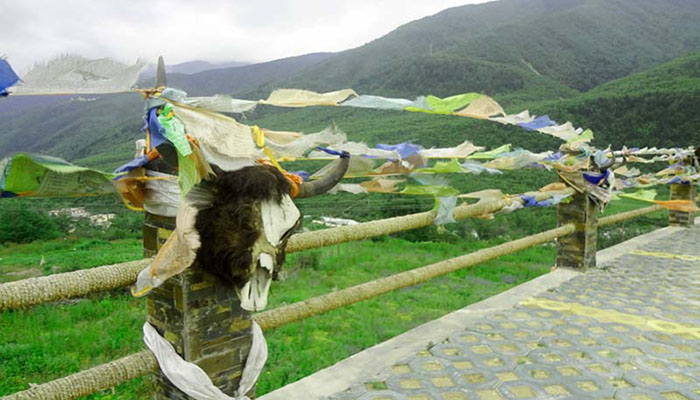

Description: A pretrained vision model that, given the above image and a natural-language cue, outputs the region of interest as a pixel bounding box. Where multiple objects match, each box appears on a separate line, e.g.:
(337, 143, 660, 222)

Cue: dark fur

(194, 165, 296, 287)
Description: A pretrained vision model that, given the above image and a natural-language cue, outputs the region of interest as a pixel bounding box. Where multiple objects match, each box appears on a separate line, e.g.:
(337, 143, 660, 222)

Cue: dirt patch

(2, 267, 43, 282)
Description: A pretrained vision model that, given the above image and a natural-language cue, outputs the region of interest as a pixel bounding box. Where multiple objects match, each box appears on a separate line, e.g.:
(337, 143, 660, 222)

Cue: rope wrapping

(256, 223, 575, 331)
(2, 351, 157, 400)
(0, 259, 150, 311)
(285, 189, 574, 252)
(598, 205, 664, 226)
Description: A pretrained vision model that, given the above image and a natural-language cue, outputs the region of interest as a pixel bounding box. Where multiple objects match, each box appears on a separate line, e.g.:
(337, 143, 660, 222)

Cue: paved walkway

(261, 222, 700, 400)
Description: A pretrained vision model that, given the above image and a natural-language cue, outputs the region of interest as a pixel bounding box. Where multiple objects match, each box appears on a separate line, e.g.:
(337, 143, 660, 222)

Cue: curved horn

(296, 153, 350, 198)
(155, 56, 167, 88)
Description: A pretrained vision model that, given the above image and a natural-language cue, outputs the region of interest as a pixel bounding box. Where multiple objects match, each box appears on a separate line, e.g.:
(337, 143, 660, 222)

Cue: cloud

(1, 0, 489, 74)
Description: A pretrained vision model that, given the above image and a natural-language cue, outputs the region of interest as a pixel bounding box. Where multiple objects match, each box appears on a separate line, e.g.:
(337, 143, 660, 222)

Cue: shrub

(0, 204, 61, 243)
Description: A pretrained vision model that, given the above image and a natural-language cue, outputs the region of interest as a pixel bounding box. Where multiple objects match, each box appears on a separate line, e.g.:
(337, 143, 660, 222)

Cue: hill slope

(139, 60, 251, 78)
(248, 0, 700, 104)
(4, 0, 700, 169)
(531, 51, 700, 148)
(165, 53, 333, 96)
(0, 53, 334, 165)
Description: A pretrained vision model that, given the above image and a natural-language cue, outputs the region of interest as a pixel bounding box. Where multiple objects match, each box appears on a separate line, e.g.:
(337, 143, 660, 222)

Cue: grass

(0, 238, 143, 283)
(0, 198, 673, 398)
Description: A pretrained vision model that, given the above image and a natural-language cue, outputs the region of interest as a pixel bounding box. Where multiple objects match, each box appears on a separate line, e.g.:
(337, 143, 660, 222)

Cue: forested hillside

(249, 0, 700, 101)
(531, 51, 700, 148)
(3, 0, 700, 169)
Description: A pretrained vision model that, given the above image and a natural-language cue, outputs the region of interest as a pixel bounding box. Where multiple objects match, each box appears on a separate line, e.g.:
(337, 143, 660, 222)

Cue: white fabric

(261, 195, 301, 246)
(308, 141, 399, 160)
(264, 126, 346, 159)
(328, 183, 368, 194)
(434, 196, 457, 225)
(420, 140, 485, 158)
(177, 200, 202, 252)
(132, 197, 205, 297)
(454, 95, 505, 119)
(199, 143, 255, 172)
(261, 88, 357, 107)
(170, 101, 256, 159)
(536, 122, 582, 141)
(143, 320, 267, 400)
(311, 156, 375, 179)
(499, 200, 525, 214)
(340, 95, 414, 110)
(489, 110, 534, 125)
(143, 171, 179, 217)
(184, 95, 258, 114)
(12, 54, 145, 95)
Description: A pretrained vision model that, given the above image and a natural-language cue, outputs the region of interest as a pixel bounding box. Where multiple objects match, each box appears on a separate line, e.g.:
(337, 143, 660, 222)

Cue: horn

(155, 56, 167, 88)
(296, 153, 350, 198)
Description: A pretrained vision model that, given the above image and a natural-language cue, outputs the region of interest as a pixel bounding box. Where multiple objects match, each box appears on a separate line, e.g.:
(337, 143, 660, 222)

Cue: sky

(1, 0, 491, 74)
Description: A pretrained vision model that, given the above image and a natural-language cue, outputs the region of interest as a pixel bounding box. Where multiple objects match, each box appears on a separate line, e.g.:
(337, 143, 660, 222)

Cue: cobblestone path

(326, 226, 700, 400)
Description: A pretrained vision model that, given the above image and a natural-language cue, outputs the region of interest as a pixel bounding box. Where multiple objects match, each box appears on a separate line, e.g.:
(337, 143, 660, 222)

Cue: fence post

(143, 212, 255, 399)
(555, 181, 598, 271)
(668, 183, 697, 227)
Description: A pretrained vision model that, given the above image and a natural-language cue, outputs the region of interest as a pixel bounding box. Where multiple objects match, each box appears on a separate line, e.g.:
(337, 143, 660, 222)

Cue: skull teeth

(238, 253, 273, 312)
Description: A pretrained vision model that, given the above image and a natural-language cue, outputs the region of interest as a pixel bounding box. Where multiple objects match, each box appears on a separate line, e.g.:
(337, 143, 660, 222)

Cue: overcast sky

(1, 0, 491, 74)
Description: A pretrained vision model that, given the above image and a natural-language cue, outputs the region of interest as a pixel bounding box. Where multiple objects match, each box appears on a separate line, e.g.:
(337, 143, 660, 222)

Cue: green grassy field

(0, 195, 671, 398)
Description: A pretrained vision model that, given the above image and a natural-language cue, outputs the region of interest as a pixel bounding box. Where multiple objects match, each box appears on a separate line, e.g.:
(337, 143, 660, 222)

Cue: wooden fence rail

(0, 190, 573, 311)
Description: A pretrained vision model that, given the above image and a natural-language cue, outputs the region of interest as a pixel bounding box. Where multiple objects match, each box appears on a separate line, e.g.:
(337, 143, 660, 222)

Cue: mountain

(0, 94, 143, 168)
(245, 50, 700, 159)
(531, 50, 700, 148)
(0, 53, 334, 167)
(3, 0, 700, 171)
(164, 53, 333, 96)
(140, 60, 251, 78)
(245, 0, 700, 105)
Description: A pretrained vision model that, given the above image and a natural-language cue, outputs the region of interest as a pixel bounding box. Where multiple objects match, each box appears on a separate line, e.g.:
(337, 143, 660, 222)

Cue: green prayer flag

(401, 184, 460, 197)
(1, 153, 115, 197)
(414, 159, 464, 174)
(158, 104, 192, 157)
(619, 189, 658, 203)
(567, 128, 594, 144)
(405, 93, 483, 114)
(467, 144, 512, 160)
(177, 152, 198, 196)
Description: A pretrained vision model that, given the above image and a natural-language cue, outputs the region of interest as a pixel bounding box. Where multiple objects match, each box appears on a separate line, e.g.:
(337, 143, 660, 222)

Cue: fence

(0, 182, 696, 400)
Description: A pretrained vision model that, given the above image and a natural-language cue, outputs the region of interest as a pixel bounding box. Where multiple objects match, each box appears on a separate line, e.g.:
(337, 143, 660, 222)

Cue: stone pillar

(143, 212, 254, 399)
(556, 189, 598, 271)
(668, 184, 697, 227)
(143, 213, 177, 258)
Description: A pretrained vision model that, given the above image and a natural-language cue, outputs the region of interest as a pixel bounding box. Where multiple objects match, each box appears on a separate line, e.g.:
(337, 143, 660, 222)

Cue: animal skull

(194, 158, 348, 311)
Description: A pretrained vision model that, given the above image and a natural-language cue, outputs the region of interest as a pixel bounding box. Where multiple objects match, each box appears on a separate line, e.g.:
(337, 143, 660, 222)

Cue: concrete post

(668, 183, 697, 227)
(143, 212, 254, 399)
(555, 186, 598, 271)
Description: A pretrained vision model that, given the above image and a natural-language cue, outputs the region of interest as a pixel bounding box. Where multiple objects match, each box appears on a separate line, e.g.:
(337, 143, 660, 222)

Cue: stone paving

(325, 226, 700, 400)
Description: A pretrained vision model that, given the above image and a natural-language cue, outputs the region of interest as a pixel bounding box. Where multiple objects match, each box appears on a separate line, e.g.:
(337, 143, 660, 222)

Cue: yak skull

(194, 156, 348, 311)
